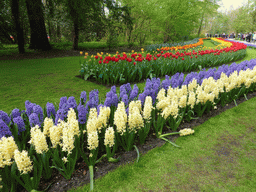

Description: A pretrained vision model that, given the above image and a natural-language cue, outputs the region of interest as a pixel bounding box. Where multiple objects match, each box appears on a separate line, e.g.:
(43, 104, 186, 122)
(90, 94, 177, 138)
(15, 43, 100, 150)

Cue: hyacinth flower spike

(113, 101, 141, 163)
(50, 108, 81, 180)
(11, 149, 43, 192)
(0, 136, 19, 192)
(80, 108, 119, 191)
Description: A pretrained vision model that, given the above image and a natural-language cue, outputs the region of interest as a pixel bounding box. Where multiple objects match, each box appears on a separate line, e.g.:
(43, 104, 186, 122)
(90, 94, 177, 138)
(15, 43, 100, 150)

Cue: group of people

(205, 33, 229, 38)
(237, 33, 256, 43)
(205, 32, 256, 43)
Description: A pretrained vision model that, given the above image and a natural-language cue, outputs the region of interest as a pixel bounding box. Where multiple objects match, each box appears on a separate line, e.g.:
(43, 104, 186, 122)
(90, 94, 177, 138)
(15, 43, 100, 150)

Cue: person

(253, 32, 256, 43)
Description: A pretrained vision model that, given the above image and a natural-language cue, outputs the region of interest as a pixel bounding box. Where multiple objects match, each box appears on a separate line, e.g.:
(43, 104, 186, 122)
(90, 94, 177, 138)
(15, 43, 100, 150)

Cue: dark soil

(0, 46, 146, 61)
(3, 47, 255, 192)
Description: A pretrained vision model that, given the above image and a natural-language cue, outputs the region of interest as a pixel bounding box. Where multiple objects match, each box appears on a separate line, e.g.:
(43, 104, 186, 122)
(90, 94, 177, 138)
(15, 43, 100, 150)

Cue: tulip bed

(1, 46, 256, 191)
(79, 38, 246, 85)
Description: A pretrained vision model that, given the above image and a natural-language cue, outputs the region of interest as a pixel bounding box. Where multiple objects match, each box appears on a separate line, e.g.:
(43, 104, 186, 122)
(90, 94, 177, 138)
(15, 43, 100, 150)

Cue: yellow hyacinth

(43, 117, 54, 137)
(86, 108, 98, 134)
(143, 96, 154, 122)
(49, 120, 64, 148)
(128, 104, 144, 132)
(179, 128, 195, 136)
(104, 127, 115, 147)
(97, 106, 111, 133)
(114, 102, 127, 135)
(67, 108, 80, 137)
(87, 131, 99, 150)
(28, 125, 49, 154)
(0, 136, 18, 168)
(14, 150, 33, 175)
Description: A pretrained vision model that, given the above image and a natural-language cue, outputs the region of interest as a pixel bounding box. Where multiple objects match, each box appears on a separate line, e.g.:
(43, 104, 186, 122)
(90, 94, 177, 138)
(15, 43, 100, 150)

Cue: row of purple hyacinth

(1, 58, 256, 139)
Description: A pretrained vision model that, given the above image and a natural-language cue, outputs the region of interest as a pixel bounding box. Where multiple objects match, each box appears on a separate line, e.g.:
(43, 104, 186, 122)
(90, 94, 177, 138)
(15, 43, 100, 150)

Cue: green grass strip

(69, 96, 256, 192)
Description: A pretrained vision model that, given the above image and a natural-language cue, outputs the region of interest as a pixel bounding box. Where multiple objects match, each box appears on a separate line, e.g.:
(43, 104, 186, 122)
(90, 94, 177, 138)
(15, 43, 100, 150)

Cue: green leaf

(84, 74, 90, 81)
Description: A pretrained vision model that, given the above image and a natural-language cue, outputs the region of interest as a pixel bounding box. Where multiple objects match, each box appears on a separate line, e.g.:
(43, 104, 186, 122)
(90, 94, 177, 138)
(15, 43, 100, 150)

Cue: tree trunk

(73, 17, 79, 50)
(56, 24, 61, 42)
(197, 12, 204, 37)
(11, 0, 25, 53)
(25, 0, 51, 50)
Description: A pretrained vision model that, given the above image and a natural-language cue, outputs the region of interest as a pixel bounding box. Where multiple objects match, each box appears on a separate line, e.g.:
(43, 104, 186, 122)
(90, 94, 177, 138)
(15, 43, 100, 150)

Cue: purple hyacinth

(138, 93, 147, 106)
(29, 113, 41, 127)
(0, 111, 11, 125)
(13, 116, 26, 135)
(87, 90, 99, 109)
(122, 94, 129, 106)
(11, 109, 21, 119)
(104, 89, 119, 108)
(129, 84, 139, 101)
(97, 104, 104, 116)
(77, 104, 88, 124)
(59, 97, 68, 111)
(162, 75, 172, 90)
(111, 86, 116, 93)
(67, 96, 77, 110)
(33, 105, 44, 124)
(80, 91, 87, 105)
(0, 119, 12, 139)
(119, 83, 132, 99)
(55, 109, 67, 125)
(46, 102, 56, 118)
(25, 101, 36, 117)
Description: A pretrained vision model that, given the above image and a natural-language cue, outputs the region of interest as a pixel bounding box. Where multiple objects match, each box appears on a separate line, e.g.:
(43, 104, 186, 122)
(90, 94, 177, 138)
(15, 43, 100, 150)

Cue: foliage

(80, 39, 246, 85)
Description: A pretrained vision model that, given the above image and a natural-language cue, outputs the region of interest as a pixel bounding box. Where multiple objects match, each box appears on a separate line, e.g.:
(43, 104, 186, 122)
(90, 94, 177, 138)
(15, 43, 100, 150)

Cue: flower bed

(1, 56, 256, 191)
(79, 38, 246, 85)
(226, 39, 256, 48)
(145, 38, 202, 52)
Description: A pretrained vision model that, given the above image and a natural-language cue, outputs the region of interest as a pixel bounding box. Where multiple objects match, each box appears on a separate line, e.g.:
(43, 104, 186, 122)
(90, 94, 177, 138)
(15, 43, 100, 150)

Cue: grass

(69, 97, 256, 191)
(0, 40, 255, 114)
(0, 39, 255, 191)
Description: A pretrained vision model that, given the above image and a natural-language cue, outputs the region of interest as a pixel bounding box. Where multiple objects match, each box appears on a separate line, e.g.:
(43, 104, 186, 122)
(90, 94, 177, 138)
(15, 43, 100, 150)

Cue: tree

(25, 0, 51, 50)
(196, 0, 220, 37)
(11, 0, 25, 53)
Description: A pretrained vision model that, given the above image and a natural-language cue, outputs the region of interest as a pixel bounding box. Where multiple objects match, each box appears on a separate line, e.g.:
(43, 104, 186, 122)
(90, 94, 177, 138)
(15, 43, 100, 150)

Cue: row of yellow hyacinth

(1, 65, 256, 177)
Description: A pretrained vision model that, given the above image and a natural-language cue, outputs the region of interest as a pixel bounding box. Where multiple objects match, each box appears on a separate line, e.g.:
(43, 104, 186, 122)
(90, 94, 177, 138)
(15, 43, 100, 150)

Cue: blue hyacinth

(77, 104, 88, 124)
(80, 91, 87, 105)
(0, 110, 11, 126)
(0, 119, 12, 139)
(11, 108, 21, 119)
(13, 116, 26, 135)
(46, 102, 56, 118)
(29, 113, 41, 127)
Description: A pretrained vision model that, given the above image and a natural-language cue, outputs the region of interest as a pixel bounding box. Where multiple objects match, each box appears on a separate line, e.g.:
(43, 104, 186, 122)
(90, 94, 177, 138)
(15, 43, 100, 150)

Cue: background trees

(4, 0, 256, 54)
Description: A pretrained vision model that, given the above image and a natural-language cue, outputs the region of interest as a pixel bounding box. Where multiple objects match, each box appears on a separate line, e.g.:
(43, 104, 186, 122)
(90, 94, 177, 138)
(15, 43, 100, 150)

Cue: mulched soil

(0, 46, 145, 61)
(3, 48, 255, 192)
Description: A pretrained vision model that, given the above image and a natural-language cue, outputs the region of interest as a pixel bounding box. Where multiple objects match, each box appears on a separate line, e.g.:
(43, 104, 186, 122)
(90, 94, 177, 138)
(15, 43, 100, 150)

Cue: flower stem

(133, 145, 140, 163)
(89, 165, 94, 191)
(160, 132, 180, 138)
(160, 136, 180, 148)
